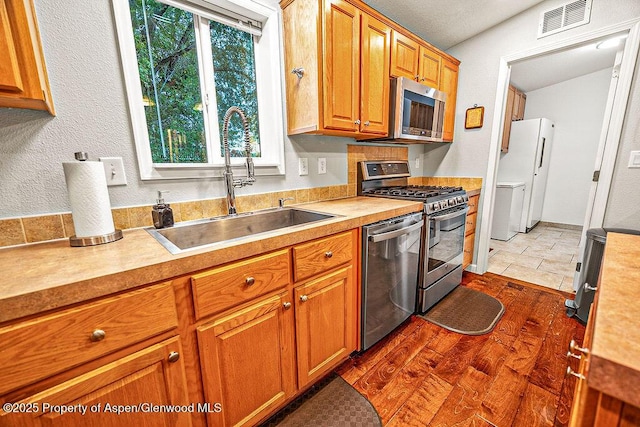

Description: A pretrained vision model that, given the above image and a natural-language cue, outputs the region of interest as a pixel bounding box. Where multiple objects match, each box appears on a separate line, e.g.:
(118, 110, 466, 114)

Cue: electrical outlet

(415, 157, 420, 169)
(99, 157, 127, 186)
(318, 158, 327, 174)
(299, 158, 309, 175)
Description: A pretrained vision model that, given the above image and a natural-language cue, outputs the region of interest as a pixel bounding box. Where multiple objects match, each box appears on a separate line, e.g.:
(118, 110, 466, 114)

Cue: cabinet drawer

(465, 212, 477, 236)
(191, 249, 291, 320)
(0, 283, 178, 395)
(293, 231, 354, 282)
(468, 194, 479, 214)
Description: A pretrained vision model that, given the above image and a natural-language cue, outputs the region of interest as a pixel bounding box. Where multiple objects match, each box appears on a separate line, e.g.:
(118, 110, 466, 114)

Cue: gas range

(357, 161, 468, 215)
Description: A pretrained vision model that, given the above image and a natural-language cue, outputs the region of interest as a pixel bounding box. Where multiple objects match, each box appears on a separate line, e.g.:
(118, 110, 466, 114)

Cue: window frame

(113, 0, 286, 180)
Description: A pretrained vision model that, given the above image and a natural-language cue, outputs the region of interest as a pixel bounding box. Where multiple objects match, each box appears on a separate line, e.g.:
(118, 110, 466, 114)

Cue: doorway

(487, 40, 623, 291)
(475, 20, 640, 286)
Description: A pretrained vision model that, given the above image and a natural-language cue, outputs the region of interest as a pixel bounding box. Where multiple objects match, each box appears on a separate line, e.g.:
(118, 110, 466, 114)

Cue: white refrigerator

(497, 118, 555, 233)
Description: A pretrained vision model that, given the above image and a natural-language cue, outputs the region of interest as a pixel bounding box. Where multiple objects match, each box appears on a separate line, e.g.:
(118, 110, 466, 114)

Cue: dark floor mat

(259, 374, 382, 427)
(419, 286, 505, 335)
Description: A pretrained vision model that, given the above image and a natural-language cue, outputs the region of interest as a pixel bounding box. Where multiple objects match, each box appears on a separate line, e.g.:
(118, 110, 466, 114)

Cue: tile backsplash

(1, 143, 482, 249)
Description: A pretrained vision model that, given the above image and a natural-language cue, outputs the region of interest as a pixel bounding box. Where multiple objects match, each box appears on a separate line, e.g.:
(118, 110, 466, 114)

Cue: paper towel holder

(68, 151, 123, 247)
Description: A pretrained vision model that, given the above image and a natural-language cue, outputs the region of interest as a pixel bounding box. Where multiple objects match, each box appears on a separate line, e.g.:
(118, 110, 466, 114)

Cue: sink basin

(147, 207, 336, 254)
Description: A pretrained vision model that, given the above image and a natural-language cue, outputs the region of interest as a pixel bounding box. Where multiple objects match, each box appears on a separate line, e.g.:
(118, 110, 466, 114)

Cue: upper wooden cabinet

(440, 57, 459, 142)
(282, 0, 390, 138)
(390, 31, 441, 89)
(501, 84, 526, 152)
(281, 0, 460, 141)
(0, 0, 54, 114)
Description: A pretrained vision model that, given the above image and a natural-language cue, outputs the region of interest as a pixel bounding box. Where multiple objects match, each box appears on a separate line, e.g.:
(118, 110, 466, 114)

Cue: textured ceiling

(361, 0, 547, 50)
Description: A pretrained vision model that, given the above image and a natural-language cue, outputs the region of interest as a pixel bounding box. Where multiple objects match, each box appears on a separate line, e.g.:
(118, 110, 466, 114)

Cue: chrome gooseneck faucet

(222, 106, 255, 215)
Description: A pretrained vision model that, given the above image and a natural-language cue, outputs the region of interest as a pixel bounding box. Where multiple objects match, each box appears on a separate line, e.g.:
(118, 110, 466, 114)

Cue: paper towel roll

(63, 161, 115, 238)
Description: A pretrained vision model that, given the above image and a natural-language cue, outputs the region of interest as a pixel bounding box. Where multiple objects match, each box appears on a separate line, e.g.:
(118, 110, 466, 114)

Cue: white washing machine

(491, 182, 526, 241)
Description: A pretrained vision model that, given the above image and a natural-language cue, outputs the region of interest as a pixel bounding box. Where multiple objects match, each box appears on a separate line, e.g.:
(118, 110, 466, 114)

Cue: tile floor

(487, 222, 581, 293)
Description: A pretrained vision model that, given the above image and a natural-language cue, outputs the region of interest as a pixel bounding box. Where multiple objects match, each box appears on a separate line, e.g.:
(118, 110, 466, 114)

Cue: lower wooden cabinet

(295, 265, 356, 388)
(196, 292, 296, 427)
(463, 193, 480, 269)
(1, 337, 190, 427)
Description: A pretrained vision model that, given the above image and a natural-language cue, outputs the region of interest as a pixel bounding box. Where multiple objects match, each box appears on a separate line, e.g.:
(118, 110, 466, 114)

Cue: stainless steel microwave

(375, 77, 447, 143)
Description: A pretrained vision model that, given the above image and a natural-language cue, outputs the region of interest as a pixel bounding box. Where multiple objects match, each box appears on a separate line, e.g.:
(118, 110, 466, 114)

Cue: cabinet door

(0, 0, 54, 113)
(323, 0, 359, 132)
(502, 85, 516, 153)
(1, 337, 190, 427)
(359, 12, 390, 135)
(197, 292, 296, 427)
(390, 31, 419, 80)
(440, 57, 459, 142)
(0, 0, 23, 92)
(418, 45, 441, 88)
(515, 91, 526, 120)
(295, 266, 356, 388)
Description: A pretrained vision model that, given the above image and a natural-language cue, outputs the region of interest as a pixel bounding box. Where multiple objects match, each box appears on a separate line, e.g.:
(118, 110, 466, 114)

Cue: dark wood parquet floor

(336, 272, 586, 427)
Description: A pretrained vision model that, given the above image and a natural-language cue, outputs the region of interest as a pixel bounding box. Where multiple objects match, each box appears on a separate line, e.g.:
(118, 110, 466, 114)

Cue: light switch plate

(318, 158, 327, 174)
(628, 151, 640, 168)
(99, 157, 127, 186)
(298, 158, 309, 176)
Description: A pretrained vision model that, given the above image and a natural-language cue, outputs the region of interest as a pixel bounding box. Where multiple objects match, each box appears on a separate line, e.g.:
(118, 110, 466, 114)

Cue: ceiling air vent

(538, 0, 592, 39)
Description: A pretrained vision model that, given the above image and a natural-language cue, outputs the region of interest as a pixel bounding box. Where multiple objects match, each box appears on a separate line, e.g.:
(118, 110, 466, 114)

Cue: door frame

(474, 18, 640, 275)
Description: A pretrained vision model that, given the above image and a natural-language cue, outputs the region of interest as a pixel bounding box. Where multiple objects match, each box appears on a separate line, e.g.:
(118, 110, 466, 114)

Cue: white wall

(0, 1, 423, 219)
(522, 68, 612, 226)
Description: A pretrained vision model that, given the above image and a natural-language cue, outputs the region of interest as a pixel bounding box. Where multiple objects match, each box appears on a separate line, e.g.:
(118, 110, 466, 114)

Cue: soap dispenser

(152, 191, 174, 229)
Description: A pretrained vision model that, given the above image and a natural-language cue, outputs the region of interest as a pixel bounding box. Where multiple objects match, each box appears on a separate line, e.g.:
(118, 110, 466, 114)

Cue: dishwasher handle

(368, 220, 423, 243)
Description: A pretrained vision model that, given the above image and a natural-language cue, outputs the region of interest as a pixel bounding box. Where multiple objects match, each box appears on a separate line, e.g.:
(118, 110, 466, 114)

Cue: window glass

(210, 22, 261, 158)
(130, 0, 206, 163)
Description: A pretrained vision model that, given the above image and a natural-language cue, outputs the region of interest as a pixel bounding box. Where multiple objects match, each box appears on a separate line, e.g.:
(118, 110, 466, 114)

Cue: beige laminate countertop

(589, 232, 640, 408)
(0, 197, 423, 324)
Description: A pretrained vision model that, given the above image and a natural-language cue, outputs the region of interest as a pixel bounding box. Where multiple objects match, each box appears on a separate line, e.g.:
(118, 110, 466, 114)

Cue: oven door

(423, 206, 469, 287)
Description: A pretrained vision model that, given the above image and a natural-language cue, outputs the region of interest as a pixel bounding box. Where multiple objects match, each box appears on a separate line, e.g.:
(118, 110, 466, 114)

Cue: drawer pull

(90, 329, 106, 342)
(245, 277, 255, 286)
(584, 282, 597, 292)
(300, 295, 308, 302)
(569, 339, 589, 355)
(283, 302, 292, 309)
(168, 351, 180, 363)
(567, 350, 582, 360)
(325, 251, 333, 258)
(566, 366, 585, 380)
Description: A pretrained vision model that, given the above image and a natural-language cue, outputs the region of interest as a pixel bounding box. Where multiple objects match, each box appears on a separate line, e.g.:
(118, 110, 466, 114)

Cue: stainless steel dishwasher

(361, 212, 423, 351)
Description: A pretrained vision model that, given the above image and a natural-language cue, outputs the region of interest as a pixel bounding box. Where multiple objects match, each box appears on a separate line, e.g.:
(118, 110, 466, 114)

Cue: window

(113, 0, 285, 180)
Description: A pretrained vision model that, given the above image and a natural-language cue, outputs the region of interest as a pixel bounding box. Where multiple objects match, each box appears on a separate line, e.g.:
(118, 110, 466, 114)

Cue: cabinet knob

(569, 339, 589, 355)
(364, 121, 370, 126)
(291, 67, 305, 79)
(566, 366, 585, 380)
(414, 74, 420, 80)
(245, 276, 255, 286)
(283, 301, 292, 309)
(90, 329, 106, 342)
(354, 120, 361, 125)
(420, 77, 426, 82)
(168, 351, 180, 363)
(300, 295, 308, 302)
(325, 251, 333, 258)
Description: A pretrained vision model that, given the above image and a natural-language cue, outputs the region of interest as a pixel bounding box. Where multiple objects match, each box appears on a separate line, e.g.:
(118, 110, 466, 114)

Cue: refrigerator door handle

(539, 137, 547, 169)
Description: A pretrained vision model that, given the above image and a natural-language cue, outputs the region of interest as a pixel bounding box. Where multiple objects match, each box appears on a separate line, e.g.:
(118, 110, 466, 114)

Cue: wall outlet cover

(318, 157, 327, 174)
(628, 151, 640, 168)
(99, 157, 127, 186)
(299, 158, 309, 176)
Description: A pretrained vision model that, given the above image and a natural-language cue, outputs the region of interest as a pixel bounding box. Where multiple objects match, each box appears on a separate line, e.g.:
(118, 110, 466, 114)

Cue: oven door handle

(368, 221, 423, 243)
(432, 206, 469, 222)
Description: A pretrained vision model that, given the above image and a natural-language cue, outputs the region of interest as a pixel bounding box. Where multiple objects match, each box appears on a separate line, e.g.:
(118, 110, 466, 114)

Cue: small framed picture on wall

(465, 105, 484, 129)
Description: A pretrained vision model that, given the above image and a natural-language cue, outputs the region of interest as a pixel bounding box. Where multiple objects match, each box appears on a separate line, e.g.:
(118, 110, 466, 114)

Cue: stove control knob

(430, 202, 439, 211)
(457, 196, 463, 203)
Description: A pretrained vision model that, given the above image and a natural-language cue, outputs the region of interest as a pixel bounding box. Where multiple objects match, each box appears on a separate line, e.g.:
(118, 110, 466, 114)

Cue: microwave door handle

(368, 221, 423, 243)
(432, 206, 469, 222)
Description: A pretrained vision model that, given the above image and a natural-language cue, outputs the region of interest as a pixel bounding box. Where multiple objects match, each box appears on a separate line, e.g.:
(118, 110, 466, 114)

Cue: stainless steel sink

(146, 207, 336, 254)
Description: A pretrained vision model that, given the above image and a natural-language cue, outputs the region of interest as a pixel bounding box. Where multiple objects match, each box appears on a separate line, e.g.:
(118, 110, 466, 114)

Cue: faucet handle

(278, 197, 294, 208)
